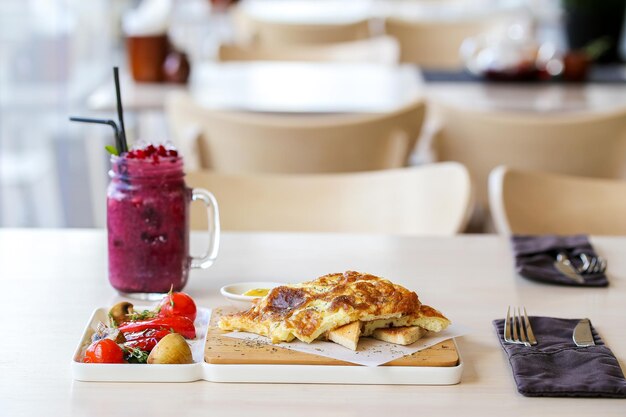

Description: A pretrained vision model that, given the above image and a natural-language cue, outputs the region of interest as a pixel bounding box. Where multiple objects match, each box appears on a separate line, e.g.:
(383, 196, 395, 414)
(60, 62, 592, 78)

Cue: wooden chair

(245, 18, 371, 47)
(188, 162, 473, 235)
(433, 103, 626, 206)
(166, 92, 426, 174)
(489, 166, 626, 235)
(217, 36, 399, 65)
(384, 17, 502, 69)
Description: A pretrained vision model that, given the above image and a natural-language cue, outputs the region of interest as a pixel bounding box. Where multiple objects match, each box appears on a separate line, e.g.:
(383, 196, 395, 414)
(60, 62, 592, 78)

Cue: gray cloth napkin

(493, 316, 626, 397)
(511, 235, 608, 287)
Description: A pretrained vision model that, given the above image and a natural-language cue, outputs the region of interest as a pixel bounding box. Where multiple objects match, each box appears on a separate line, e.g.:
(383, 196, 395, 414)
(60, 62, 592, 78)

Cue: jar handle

(190, 188, 220, 269)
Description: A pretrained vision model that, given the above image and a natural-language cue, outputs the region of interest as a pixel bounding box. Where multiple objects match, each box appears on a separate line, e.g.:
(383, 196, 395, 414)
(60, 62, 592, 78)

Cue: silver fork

(578, 253, 607, 275)
(504, 306, 537, 347)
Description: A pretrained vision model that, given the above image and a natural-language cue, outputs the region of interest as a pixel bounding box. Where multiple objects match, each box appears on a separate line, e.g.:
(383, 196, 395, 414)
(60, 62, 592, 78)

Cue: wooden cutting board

(204, 309, 459, 367)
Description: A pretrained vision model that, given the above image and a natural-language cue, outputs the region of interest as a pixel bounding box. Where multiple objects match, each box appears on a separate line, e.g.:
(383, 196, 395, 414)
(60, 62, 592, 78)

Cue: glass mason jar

(107, 154, 219, 299)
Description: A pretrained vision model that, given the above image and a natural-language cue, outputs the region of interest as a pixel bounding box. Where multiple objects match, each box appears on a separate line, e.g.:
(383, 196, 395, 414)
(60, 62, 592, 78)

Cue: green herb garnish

(105, 145, 119, 156)
(124, 347, 149, 364)
(126, 309, 157, 321)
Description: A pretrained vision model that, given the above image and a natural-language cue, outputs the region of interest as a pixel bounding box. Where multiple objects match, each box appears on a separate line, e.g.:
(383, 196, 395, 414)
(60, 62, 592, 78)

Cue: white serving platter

(72, 307, 463, 385)
(72, 307, 209, 382)
(203, 345, 463, 385)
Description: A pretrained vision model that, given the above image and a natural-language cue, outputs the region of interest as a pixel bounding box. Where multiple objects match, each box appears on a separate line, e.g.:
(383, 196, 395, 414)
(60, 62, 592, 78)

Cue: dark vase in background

(563, 0, 626, 63)
(127, 34, 168, 82)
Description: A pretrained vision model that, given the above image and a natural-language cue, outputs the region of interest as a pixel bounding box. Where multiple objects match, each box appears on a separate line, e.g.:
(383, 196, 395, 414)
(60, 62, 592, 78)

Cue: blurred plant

(561, 0, 625, 62)
(582, 36, 611, 60)
(561, 37, 612, 82)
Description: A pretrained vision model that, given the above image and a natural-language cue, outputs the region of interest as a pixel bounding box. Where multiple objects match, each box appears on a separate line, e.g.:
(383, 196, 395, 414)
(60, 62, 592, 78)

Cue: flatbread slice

(326, 321, 361, 351)
(361, 305, 450, 336)
(371, 326, 427, 345)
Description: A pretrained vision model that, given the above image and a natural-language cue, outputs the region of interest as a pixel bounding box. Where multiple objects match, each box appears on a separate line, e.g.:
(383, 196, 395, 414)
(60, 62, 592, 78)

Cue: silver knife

(573, 318, 595, 347)
(554, 252, 585, 284)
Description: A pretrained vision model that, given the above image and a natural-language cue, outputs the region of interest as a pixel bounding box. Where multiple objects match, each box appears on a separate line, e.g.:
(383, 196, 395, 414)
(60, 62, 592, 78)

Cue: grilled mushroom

(108, 301, 134, 326)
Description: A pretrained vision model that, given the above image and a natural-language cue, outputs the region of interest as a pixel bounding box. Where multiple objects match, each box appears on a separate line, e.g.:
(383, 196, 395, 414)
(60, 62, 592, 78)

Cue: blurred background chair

(166, 92, 426, 174)
(384, 16, 505, 70)
(433, 103, 626, 208)
(243, 17, 372, 47)
(217, 36, 399, 64)
(489, 166, 626, 235)
(188, 162, 472, 235)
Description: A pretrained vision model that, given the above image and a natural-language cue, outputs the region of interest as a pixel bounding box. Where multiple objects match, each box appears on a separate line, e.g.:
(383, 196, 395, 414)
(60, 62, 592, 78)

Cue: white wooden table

(87, 64, 626, 115)
(1, 229, 625, 416)
(190, 62, 423, 113)
(426, 82, 626, 114)
(88, 62, 424, 114)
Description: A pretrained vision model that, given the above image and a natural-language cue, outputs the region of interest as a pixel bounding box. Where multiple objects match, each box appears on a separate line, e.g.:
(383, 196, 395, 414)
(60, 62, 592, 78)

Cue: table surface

(426, 81, 626, 114)
(89, 62, 424, 114)
(193, 62, 423, 113)
(1, 229, 625, 416)
(87, 63, 626, 115)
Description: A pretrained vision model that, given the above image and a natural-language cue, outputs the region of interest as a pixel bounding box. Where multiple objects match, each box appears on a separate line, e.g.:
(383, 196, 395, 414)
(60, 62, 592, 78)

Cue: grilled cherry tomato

(83, 339, 125, 363)
(158, 292, 197, 322)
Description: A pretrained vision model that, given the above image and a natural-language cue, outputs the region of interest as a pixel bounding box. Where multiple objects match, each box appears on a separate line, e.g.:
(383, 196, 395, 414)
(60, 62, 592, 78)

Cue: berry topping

(124, 144, 179, 163)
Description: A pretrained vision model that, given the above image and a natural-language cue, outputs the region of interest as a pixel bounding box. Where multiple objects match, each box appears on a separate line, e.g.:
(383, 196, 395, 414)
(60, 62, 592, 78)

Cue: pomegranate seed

(125, 144, 179, 160)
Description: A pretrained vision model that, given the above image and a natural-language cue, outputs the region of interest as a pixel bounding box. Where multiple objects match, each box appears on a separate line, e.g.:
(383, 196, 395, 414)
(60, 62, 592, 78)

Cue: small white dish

(220, 282, 284, 309)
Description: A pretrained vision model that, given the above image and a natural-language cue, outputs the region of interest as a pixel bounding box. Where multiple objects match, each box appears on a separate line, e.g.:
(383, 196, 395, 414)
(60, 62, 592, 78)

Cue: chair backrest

(166, 92, 426, 174)
(434, 103, 626, 205)
(187, 162, 473, 235)
(248, 18, 371, 47)
(217, 36, 399, 65)
(384, 17, 501, 69)
(489, 166, 626, 235)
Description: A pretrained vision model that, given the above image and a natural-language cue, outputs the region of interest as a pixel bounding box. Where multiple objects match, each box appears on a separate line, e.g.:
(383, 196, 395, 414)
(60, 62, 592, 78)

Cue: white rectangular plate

(204, 341, 463, 385)
(72, 307, 463, 385)
(72, 307, 209, 382)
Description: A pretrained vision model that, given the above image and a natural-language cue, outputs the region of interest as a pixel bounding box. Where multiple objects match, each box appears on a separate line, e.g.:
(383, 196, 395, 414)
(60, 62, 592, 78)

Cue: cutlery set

(553, 252, 607, 284)
(572, 318, 595, 347)
(499, 238, 623, 397)
(504, 306, 537, 347)
(504, 306, 595, 348)
(505, 252, 605, 346)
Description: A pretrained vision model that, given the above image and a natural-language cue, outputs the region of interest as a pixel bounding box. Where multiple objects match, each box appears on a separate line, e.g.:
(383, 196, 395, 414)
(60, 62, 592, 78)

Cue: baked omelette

(218, 271, 450, 348)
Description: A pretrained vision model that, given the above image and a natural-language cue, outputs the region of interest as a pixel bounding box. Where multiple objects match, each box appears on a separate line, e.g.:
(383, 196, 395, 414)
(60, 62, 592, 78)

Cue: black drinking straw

(69, 66, 129, 154)
(69, 117, 121, 150)
(113, 67, 129, 153)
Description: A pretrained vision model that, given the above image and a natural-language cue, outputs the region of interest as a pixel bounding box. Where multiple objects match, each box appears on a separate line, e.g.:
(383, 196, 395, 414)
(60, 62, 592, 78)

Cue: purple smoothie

(107, 148, 191, 295)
